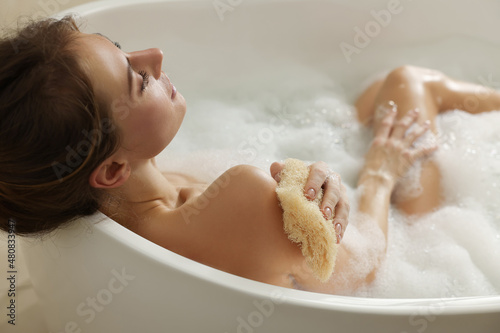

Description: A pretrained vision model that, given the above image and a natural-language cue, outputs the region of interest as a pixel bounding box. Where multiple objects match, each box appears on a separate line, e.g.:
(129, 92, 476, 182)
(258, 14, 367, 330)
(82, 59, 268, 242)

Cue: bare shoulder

(141, 164, 354, 293)
(150, 164, 304, 287)
(161, 171, 205, 185)
(178, 164, 277, 220)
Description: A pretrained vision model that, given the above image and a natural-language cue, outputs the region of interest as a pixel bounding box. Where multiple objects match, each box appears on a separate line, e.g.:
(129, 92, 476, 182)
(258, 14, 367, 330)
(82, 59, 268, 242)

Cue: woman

(1, 16, 499, 294)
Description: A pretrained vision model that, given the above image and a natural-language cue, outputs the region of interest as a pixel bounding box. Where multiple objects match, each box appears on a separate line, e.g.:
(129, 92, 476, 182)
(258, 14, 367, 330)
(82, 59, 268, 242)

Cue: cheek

(144, 101, 180, 142)
(120, 85, 185, 156)
(136, 89, 171, 128)
(122, 102, 170, 148)
(137, 106, 173, 145)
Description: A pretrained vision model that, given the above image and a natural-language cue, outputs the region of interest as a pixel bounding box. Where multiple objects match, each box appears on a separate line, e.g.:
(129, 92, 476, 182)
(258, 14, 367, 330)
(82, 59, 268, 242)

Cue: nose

(128, 48, 163, 80)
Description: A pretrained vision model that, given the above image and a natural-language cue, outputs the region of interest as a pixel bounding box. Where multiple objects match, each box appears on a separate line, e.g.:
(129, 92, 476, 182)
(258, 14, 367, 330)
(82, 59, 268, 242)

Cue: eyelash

(138, 70, 150, 92)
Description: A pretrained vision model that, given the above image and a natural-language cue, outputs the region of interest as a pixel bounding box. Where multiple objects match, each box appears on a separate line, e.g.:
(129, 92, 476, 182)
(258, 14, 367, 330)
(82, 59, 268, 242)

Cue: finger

(270, 161, 284, 182)
(304, 161, 329, 200)
(404, 120, 431, 146)
(374, 100, 397, 126)
(319, 173, 342, 220)
(374, 104, 398, 139)
(333, 194, 350, 244)
(411, 142, 438, 161)
(391, 108, 420, 138)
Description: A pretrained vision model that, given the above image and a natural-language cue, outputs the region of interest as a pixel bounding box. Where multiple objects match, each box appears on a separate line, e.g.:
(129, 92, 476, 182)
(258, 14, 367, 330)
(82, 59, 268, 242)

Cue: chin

(176, 98, 187, 124)
(175, 92, 187, 111)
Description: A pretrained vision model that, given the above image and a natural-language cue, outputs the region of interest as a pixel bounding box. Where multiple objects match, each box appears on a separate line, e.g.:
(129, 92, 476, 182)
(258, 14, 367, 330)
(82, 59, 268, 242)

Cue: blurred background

(1, 0, 98, 32)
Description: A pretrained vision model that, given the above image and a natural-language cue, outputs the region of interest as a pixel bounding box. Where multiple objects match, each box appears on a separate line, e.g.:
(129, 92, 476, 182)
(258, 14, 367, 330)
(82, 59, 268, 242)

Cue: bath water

(158, 78, 500, 298)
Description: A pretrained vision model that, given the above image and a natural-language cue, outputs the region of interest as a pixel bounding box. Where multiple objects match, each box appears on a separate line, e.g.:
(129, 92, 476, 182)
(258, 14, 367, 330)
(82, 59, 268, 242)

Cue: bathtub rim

(54, 0, 333, 20)
(48, 0, 500, 317)
(64, 211, 500, 317)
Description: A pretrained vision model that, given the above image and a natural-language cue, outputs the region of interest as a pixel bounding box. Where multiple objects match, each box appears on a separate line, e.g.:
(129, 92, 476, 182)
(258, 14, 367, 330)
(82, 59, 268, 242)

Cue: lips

(171, 84, 177, 99)
(161, 71, 176, 100)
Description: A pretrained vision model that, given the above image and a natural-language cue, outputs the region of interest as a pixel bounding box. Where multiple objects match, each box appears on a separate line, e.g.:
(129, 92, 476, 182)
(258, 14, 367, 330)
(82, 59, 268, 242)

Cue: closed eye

(138, 70, 150, 93)
(94, 33, 122, 50)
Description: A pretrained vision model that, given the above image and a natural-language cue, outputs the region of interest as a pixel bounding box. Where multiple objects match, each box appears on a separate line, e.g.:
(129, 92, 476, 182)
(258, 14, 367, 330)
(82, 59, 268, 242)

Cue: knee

(385, 65, 421, 85)
(385, 65, 445, 87)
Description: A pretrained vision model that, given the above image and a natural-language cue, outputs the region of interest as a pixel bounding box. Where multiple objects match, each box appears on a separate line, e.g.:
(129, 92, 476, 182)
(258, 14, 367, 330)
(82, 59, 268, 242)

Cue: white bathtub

(20, 0, 500, 332)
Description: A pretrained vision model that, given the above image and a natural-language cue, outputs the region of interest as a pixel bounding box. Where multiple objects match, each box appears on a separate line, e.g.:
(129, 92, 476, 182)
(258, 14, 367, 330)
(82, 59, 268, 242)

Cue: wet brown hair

(0, 16, 121, 235)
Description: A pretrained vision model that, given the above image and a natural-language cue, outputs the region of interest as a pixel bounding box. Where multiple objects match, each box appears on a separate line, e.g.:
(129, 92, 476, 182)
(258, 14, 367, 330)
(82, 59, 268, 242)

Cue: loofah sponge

(275, 158, 338, 282)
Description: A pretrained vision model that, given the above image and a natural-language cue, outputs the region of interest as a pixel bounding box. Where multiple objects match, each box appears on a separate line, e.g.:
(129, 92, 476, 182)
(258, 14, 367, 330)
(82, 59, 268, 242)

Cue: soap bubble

(158, 77, 500, 298)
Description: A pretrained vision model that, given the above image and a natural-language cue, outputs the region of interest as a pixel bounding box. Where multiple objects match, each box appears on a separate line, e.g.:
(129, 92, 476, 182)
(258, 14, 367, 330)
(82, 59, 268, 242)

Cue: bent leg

(354, 66, 500, 215)
(356, 66, 500, 126)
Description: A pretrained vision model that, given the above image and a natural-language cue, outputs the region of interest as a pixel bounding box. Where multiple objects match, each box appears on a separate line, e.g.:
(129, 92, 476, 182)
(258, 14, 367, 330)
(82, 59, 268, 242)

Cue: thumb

(270, 161, 285, 182)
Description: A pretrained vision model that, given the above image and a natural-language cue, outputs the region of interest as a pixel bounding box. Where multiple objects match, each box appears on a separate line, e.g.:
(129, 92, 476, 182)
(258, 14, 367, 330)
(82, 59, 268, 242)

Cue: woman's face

(73, 33, 186, 160)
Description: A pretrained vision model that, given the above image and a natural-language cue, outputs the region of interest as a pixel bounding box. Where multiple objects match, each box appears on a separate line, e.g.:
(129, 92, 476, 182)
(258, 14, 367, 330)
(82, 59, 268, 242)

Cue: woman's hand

(270, 161, 349, 243)
(359, 104, 438, 188)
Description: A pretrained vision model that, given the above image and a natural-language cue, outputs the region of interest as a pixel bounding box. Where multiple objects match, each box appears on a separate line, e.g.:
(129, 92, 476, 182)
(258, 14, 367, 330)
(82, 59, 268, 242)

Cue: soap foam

(158, 80, 500, 298)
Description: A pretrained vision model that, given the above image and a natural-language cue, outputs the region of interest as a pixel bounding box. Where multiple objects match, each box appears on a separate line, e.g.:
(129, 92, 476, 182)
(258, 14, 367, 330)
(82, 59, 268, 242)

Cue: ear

(89, 157, 131, 189)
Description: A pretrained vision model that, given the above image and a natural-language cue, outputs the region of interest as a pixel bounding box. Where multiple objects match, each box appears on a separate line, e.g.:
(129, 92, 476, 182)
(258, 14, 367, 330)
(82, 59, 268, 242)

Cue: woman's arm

(355, 65, 496, 216)
(357, 107, 436, 241)
(145, 165, 309, 287)
(144, 162, 353, 292)
(153, 108, 434, 293)
(339, 106, 436, 287)
(269, 109, 436, 292)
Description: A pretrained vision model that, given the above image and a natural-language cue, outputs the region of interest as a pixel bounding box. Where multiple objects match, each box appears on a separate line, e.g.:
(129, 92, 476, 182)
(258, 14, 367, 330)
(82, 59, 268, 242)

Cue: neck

(100, 158, 178, 229)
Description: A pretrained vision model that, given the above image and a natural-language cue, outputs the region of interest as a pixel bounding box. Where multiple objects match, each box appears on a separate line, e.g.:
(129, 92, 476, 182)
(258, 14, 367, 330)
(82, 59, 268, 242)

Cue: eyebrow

(93, 33, 121, 48)
(93, 33, 133, 97)
(126, 57, 133, 97)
